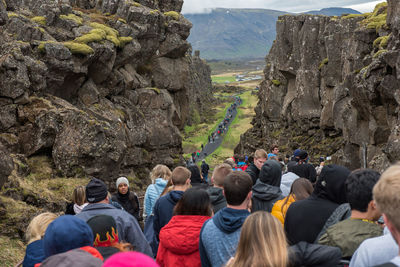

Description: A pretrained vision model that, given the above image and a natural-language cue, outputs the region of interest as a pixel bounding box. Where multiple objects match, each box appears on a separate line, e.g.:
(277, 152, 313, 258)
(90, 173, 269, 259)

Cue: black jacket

(285, 165, 350, 245)
(245, 163, 260, 185)
(206, 187, 227, 213)
(290, 163, 317, 183)
(111, 190, 140, 221)
(289, 242, 342, 267)
(201, 162, 210, 176)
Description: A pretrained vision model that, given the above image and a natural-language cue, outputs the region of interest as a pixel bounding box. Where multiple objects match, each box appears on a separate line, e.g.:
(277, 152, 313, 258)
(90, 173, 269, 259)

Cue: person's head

(373, 164, 400, 235)
(270, 144, 279, 155)
(223, 171, 252, 206)
(227, 211, 287, 267)
(86, 178, 108, 203)
(346, 169, 381, 220)
(173, 188, 212, 216)
(212, 163, 233, 187)
(259, 160, 282, 187)
(290, 178, 314, 201)
(253, 149, 267, 170)
(26, 212, 58, 244)
(313, 164, 350, 204)
(87, 215, 119, 247)
(238, 155, 245, 163)
(150, 164, 172, 182)
(73, 186, 87, 206)
(103, 252, 159, 267)
(187, 164, 202, 184)
(224, 158, 236, 168)
(297, 150, 308, 163)
(171, 166, 191, 186)
(116, 177, 129, 195)
(43, 215, 94, 258)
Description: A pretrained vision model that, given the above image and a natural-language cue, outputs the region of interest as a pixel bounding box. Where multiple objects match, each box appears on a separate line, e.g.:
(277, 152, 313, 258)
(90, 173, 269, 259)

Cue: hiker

(187, 164, 205, 186)
(271, 178, 313, 225)
(156, 188, 212, 267)
(289, 149, 317, 183)
(143, 165, 172, 221)
(318, 169, 383, 258)
(153, 167, 191, 243)
(245, 149, 267, 185)
(225, 212, 288, 267)
(201, 144, 204, 151)
(23, 212, 58, 267)
(199, 171, 253, 267)
(284, 165, 350, 244)
(280, 164, 300, 197)
(235, 155, 248, 171)
(206, 163, 232, 213)
(111, 177, 141, 222)
(201, 160, 210, 182)
(267, 144, 279, 159)
(251, 160, 284, 212)
(76, 178, 152, 257)
(65, 185, 88, 215)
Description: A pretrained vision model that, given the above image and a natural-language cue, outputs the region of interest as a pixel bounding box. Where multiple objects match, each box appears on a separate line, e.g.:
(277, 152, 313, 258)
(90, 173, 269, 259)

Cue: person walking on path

(201, 160, 210, 183)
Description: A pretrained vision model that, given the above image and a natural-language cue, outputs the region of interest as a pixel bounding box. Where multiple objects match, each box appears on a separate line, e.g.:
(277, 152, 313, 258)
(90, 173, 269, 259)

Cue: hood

(259, 160, 282, 186)
(159, 215, 210, 254)
(207, 187, 225, 204)
(313, 164, 350, 204)
(213, 207, 250, 234)
(155, 178, 167, 189)
(252, 180, 282, 201)
(43, 215, 94, 258)
(166, 190, 184, 205)
(289, 164, 314, 181)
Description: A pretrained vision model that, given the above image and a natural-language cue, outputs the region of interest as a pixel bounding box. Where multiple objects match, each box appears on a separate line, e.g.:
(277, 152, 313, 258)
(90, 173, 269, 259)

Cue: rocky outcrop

(237, 2, 399, 171)
(0, 0, 213, 184)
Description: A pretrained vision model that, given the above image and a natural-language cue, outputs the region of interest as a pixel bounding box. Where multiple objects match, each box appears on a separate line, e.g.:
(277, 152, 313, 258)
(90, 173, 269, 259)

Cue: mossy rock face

(164, 11, 180, 20)
(360, 2, 388, 32)
(341, 14, 364, 20)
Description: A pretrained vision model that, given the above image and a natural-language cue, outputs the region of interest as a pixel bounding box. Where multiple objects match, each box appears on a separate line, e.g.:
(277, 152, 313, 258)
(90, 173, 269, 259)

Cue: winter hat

(86, 178, 108, 203)
(87, 215, 119, 247)
(297, 150, 308, 160)
(116, 177, 129, 188)
(103, 251, 159, 267)
(293, 149, 302, 157)
(43, 215, 94, 258)
(40, 248, 103, 267)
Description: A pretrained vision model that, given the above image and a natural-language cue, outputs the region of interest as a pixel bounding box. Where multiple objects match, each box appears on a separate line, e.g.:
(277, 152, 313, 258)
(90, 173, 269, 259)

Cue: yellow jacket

(271, 195, 295, 225)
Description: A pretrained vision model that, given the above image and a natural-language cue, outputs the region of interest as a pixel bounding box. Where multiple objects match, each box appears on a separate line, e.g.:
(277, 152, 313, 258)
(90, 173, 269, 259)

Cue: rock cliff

(236, 1, 399, 171)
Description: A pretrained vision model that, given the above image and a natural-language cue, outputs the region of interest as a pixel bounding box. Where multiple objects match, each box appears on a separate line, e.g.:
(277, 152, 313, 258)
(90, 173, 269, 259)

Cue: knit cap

(86, 178, 108, 203)
(87, 215, 119, 247)
(103, 252, 159, 267)
(116, 177, 129, 188)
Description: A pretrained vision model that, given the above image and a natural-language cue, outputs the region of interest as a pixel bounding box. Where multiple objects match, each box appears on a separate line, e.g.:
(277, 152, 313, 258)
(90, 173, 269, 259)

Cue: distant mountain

(185, 7, 361, 61)
(305, 7, 361, 16)
(185, 8, 287, 60)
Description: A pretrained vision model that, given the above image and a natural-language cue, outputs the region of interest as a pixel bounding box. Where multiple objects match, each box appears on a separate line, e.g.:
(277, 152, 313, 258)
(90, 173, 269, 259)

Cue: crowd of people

(20, 144, 400, 267)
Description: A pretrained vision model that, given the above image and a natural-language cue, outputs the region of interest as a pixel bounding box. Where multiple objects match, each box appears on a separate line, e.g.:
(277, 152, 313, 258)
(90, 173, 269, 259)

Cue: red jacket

(156, 215, 211, 267)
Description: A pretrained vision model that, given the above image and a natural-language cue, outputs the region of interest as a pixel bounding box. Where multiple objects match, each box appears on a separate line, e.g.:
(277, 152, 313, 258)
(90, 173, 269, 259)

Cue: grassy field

(211, 75, 237, 84)
(0, 236, 26, 267)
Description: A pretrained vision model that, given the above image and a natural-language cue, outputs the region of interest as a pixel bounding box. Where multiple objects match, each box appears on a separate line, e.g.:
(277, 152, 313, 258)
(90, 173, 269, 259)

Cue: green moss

(90, 22, 118, 38)
(164, 11, 180, 20)
(31, 16, 46, 26)
(373, 49, 387, 58)
(118, 36, 132, 47)
(63, 41, 94, 55)
(38, 41, 55, 53)
(118, 18, 127, 24)
(373, 35, 390, 49)
(271, 79, 281, 86)
(132, 1, 141, 7)
(7, 12, 19, 18)
(319, 57, 329, 69)
(342, 14, 364, 19)
(60, 14, 83, 25)
(149, 87, 160, 94)
(361, 2, 388, 32)
(34, 26, 45, 33)
(75, 29, 106, 43)
(372, 2, 388, 16)
(105, 35, 120, 46)
(150, 9, 160, 15)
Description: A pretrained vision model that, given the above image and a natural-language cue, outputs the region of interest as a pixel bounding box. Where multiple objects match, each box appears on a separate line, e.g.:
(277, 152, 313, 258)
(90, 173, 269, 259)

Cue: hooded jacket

(284, 165, 350, 245)
(251, 160, 284, 212)
(39, 247, 103, 267)
(280, 172, 299, 197)
(271, 195, 296, 225)
(290, 163, 317, 183)
(153, 190, 184, 241)
(289, 242, 342, 267)
(199, 207, 250, 267)
(23, 240, 45, 267)
(245, 163, 260, 185)
(144, 178, 167, 218)
(156, 215, 210, 267)
(206, 187, 227, 213)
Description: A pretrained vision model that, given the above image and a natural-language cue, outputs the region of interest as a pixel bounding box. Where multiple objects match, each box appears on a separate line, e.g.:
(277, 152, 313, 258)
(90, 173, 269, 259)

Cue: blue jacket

(199, 207, 250, 267)
(144, 178, 167, 217)
(153, 190, 184, 241)
(76, 203, 153, 257)
(23, 240, 45, 267)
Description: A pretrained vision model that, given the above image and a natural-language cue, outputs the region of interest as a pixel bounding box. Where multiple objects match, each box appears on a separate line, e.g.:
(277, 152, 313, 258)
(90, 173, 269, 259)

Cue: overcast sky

(182, 0, 384, 14)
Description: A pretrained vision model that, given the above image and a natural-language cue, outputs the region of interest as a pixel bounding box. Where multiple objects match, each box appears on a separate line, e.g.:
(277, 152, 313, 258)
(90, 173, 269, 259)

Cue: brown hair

(212, 163, 233, 186)
(254, 149, 267, 159)
(73, 185, 86, 206)
(223, 171, 252, 206)
(373, 164, 400, 231)
(281, 178, 313, 219)
(173, 188, 212, 216)
(270, 144, 279, 152)
(226, 211, 288, 267)
(171, 166, 191, 186)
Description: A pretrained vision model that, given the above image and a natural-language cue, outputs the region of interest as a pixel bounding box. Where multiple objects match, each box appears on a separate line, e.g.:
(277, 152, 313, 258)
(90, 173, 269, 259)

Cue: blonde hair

(226, 211, 288, 267)
(150, 164, 172, 183)
(73, 185, 86, 206)
(373, 163, 400, 231)
(254, 149, 267, 159)
(26, 212, 58, 244)
(212, 163, 233, 186)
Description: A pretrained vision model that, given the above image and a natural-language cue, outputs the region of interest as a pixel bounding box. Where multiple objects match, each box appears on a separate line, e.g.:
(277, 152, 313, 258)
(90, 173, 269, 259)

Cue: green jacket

(318, 218, 383, 258)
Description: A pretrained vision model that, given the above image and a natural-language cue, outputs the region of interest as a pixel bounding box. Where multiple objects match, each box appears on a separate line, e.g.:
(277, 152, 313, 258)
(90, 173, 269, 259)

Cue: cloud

(181, 0, 381, 14)
(345, 0, 382, 12)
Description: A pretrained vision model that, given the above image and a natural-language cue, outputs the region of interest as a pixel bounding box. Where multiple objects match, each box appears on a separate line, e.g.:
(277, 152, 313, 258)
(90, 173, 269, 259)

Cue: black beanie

(86, 178, 108, 203)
